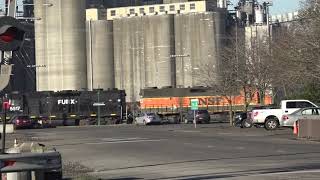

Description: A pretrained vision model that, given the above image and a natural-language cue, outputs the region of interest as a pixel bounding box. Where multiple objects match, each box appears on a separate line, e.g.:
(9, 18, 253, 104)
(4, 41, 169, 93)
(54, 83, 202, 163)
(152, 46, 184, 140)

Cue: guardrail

(0, 151, 62, 180)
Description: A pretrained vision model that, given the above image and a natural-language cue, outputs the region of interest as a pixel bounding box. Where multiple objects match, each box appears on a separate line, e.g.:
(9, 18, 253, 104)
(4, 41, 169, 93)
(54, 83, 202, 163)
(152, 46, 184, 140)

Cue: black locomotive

(0, 89, 126, 125)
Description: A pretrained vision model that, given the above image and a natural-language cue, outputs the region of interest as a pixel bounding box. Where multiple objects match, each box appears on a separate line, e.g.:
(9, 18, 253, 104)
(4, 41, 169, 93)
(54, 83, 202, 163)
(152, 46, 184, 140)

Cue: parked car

(281, 107, 320, 127)
(234, 112, 252, 128)
(134, 112, 162, 125)
(35, 117, 56, 128)
(10, 115, 36, 129)
(185, 110, 210, 124)
(251, 100, 317, 130)
(159, 116, 180, 124)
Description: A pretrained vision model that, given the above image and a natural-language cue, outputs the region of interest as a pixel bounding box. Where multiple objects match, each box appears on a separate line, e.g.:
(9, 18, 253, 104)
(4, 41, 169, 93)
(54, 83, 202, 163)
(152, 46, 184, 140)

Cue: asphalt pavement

(9, 124, 320, 179)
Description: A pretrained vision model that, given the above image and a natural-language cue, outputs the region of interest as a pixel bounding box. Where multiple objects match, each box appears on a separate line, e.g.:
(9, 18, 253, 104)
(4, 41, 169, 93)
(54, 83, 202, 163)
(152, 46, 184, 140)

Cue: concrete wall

(143, 15, 175, 88)
(113, 12, 225, 102)
(114, 15, 175, 102)
(86, 20, 115, 90)
(114, 16, 145, 102)
(174, 11, 226, 87)
(34, 0, 87, 91)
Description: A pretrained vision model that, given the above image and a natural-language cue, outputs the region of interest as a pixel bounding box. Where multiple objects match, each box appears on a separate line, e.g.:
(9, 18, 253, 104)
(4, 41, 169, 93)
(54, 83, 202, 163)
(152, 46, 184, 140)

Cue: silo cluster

(34, 1, 226, 102)
(113, 11, 226, 102)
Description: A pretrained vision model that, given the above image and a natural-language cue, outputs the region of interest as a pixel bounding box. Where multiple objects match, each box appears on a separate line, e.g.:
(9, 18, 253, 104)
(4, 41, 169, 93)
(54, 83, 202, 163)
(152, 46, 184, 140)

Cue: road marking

(276, 149, 286, 153)
(175, 130, 201, 133)
(235, 146, 245, 150)
(218, 133, 233, 135)
(100, 137, 147, 141)
(86, 139, 167, 145)
(183, 143, 193, 145)
(260, 169, 320, 176)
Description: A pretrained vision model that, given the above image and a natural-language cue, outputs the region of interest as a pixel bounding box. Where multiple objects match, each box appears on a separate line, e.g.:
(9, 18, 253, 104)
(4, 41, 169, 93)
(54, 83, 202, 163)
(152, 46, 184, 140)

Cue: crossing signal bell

(0, 16, 26, 51)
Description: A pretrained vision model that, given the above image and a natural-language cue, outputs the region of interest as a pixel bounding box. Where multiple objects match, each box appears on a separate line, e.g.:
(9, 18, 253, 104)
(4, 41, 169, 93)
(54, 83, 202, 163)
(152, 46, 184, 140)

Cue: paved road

(12, 124, 320, 179)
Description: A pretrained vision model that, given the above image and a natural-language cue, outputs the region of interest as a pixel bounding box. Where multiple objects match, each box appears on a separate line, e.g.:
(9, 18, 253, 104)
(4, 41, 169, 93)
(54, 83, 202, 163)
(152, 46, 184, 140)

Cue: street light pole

(88, 19, 94, 91)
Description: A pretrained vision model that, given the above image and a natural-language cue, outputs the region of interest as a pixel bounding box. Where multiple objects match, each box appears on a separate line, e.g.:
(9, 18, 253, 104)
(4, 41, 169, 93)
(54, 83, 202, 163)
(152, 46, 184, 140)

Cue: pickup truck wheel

(265, 118, 279, 130)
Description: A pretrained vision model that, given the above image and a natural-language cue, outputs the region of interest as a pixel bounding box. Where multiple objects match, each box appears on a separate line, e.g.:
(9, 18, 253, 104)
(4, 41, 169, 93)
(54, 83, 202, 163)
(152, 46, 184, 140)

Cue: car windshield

(197, 110, 208, 114)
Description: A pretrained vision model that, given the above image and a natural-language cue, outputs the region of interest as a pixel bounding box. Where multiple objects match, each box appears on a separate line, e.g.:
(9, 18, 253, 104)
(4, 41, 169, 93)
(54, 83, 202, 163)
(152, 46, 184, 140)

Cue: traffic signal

(0, 16, 26, 51)
(2, 100, 10, 110)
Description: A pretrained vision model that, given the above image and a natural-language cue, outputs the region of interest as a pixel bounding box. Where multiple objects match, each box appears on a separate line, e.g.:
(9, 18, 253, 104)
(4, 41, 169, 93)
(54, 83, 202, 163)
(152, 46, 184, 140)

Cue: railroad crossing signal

(2, 100, 10, 110)
(190, 99, 199, 110)
(0, 16, 26, 51)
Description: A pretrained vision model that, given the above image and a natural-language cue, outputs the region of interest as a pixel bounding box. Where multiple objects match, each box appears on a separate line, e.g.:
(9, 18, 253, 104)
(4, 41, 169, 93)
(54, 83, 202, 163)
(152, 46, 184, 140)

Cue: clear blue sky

(230, 0, 301, 15)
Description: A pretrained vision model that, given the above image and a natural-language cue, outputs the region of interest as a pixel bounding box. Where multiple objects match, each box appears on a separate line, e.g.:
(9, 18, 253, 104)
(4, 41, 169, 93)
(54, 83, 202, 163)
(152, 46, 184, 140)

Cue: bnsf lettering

(57, 99, 77, 105)
(207, 97, 223, 105)
(198, 98, 206, 106)
(198, 97, 223, 106)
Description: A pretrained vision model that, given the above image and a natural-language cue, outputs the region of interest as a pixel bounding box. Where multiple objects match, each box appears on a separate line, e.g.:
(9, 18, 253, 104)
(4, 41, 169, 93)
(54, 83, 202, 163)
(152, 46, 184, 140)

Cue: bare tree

(268, 0, 320, 100)
(196, 62, 239, 126)
(195, 34, 245, 126)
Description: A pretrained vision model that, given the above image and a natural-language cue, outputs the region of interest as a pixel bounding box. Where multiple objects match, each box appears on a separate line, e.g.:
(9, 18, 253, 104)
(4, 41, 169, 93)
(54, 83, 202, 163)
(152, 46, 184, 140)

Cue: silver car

(280, 107, 320, 127)
(134, 112, 162, 125)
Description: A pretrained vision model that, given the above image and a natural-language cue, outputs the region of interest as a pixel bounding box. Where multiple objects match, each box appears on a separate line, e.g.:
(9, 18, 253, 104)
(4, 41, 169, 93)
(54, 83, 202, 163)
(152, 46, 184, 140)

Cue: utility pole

(93, 89, 105, 126)
(97, 90, 101, 126)
(264, 1, 273, 103)
(2, 94, 9, 154)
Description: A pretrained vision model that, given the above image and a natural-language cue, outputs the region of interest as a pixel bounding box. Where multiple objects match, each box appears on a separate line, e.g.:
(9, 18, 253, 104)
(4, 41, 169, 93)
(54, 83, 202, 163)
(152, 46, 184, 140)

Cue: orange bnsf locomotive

(140, 87, 272, 114)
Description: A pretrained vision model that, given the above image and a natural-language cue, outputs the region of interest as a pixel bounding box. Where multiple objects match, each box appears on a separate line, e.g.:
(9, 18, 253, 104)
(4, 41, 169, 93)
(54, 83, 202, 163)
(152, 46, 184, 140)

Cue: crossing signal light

(2, 101, 10, 110)
(0, 16, 26, 51)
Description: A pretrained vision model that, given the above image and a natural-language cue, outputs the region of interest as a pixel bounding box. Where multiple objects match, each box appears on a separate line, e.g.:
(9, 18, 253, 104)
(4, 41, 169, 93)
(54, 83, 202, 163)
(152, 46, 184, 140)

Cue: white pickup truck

(251, 100, 318, 130)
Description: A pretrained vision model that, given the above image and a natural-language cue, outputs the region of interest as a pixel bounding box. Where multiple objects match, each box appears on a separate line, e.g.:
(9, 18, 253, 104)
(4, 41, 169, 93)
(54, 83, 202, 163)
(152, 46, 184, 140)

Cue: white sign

(9, 106, 21, 111)
(93, 103, 105, 106)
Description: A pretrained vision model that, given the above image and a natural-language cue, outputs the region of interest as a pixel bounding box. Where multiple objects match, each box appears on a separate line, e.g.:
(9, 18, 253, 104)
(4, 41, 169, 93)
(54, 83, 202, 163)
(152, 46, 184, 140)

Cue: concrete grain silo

(34, 0, 87, 91)
(174, 11, 226, 87)
(114, 15, 176, 102)
(142, 15, 175, 88)
(114, 16, 145, 102)
(86, 20, 115, 90)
